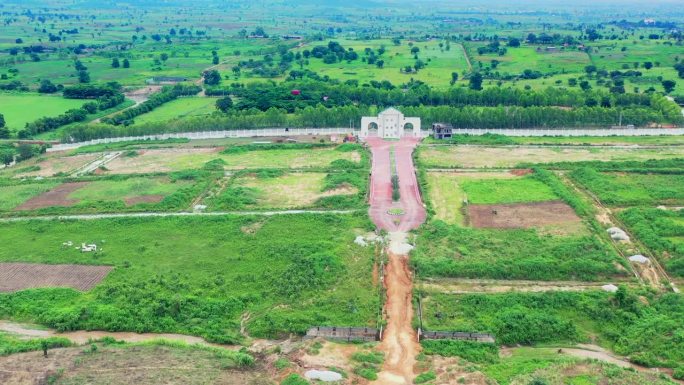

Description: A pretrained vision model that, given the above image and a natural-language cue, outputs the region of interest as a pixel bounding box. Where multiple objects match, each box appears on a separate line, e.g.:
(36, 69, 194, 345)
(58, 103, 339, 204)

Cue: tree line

(207, 79, 665, 113)
(63, 103, 680, 142)
(100, 84, 201, 126)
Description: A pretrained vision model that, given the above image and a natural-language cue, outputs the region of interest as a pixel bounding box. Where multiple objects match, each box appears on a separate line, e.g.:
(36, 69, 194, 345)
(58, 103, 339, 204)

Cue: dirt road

(367, 137, 426, 384)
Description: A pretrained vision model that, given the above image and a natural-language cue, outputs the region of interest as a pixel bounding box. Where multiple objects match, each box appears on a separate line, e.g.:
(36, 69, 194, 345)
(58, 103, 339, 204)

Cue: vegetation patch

(569, 168, 684, 206)
(412, 220, 623, 281)
(618, 208, 684, 277)
(0, 214, 377, 343)
(421, 289, 684, 368)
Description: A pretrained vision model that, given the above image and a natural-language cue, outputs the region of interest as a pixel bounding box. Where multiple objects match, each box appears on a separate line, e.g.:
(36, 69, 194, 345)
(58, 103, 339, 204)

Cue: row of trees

(208, 79, 664, 113)
(100, 84, 201, 126)
(64, 103, 678, 142)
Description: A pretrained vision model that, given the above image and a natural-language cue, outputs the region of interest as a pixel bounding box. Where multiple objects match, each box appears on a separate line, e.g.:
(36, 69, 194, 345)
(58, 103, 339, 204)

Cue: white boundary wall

(47, 127, 684, 152)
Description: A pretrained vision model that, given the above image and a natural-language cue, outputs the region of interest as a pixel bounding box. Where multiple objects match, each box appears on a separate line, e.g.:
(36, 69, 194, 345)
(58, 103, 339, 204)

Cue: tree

(450, 72, 459, 85)
(644, 61, 653, 70)
(584, 65, 597, 75)
(508, 38, 521, 47)
(160, 53, 169, 62)
(216, 97, 234, 112)
(78, 70, 90, 83)
(122, 59, 130, 68)
(111, 58, 120, 68)
(17, 144, 35, 161)
(469, 72, 483, 90)
(203, 70, 221, 85)
(376, 60, 384, 68)
(38, 79, 58, 93)
(410, 47, 420, 55)
(212, 56, 219, 65)
(579, 80, 592, 91)
(0, 149, 13, 165)
(662, 80, 676, 93)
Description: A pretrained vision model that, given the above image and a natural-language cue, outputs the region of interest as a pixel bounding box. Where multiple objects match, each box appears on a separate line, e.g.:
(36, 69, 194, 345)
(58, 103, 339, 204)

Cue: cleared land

(0, 263, 112, 292)
(425, 171, 563, 225)
(419, 145, 684, 168)
(0, 93, 85, 132)
(467, 201, 582, 230)
(104, 146, 361, 173)
(15, 182, 89, 210)
(7, 154, 99, 178)
(0, 182, 60, 211)
(212, 172, 358, 210)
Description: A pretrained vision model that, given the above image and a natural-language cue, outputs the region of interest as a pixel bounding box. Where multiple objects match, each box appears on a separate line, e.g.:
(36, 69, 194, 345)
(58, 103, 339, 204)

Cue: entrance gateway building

(360, 108, 421, 139)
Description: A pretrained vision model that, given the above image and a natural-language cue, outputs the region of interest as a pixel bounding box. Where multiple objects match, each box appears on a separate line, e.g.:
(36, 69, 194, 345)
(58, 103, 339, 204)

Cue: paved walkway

(367, 137, 426, 232)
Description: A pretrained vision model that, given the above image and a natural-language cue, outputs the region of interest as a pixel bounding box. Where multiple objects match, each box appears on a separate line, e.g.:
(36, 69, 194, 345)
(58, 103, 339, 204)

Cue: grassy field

(619, 208, 684, 277)
(418, 145, 684, 169)
(419, 289, 684, 369)
(207, 171, 360, 210)
(425, 172, 559, 224)
(104, 145, 362, 173)
(134, 97, 218, 124)
(0, 182, 59, 211)
(68, 176, 194, 205)
(469, 44, 592, 75)
(460, 175, 557, 204)
(0, 214, 378, 342)
(569, 168, 684, 206)
(295, 38, 471, 88)
(412, 221, 624, 281)
(0, 93, 85, 132)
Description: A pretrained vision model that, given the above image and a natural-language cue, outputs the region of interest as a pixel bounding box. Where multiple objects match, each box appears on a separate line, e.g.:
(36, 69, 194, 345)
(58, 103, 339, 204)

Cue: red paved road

(367, 137, 426, 232)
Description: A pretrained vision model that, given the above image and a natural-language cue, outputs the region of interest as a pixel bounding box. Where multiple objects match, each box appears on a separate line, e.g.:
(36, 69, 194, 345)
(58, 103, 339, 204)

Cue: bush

(280, 374, 309, 385)
(414, 370, 436, 384)
(421, 340, 499, 363)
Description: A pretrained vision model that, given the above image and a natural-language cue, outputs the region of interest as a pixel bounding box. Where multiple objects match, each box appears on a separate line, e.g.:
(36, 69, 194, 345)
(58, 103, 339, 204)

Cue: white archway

(360, 108, 421, 138)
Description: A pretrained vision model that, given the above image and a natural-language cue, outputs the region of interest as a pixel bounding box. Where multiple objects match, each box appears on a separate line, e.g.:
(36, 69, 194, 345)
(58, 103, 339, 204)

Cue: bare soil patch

(468, 201, 581, 229)
(0, 344, 271, 385)
(14, 182, 88, 210)
(0, 263, 112, 292)
(124, 195, 165, 206)
(105, 148, 220, 174)
(15, 154, 99, 178)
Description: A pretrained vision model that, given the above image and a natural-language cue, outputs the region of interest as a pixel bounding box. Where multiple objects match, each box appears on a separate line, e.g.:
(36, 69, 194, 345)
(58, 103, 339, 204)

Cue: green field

(0, 93, 85, 132)
(134, 97, 218, 124)
(420, 290, 684, 368)
(68, 176, 194, 205)
(0, 182, 59, 211)
(0, 214, 378, 342)
(104, 145, 364, 173)
(619, 208, 684, 277)
(425, 172, 559, 224)
(412, 221, 624, 281)
(569, 168, 684, 206)
(460, 176, 558, 204)
(295, 38, 471, 88)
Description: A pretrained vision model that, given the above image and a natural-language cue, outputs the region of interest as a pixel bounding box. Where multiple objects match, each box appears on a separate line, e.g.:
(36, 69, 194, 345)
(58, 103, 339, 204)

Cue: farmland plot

(419, 145, 684, 168)
(0, 214, 378, 343)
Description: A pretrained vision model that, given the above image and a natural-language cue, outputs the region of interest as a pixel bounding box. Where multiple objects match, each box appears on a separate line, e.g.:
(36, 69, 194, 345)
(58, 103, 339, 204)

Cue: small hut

(432, 123, 453, 139)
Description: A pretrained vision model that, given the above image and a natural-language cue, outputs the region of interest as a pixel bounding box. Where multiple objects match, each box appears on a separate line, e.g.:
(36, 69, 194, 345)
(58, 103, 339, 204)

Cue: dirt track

(367, 137, 426, 384)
